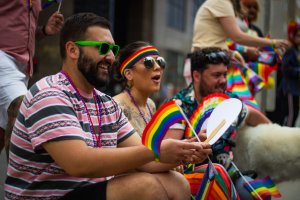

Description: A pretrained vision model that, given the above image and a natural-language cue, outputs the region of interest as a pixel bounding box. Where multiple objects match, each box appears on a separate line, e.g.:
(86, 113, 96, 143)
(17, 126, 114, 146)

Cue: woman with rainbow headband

(113, 41, 166, 136)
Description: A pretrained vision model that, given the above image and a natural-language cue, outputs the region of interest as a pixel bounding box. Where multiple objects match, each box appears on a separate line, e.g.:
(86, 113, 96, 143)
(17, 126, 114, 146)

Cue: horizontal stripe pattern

(5, 72, 135, 199)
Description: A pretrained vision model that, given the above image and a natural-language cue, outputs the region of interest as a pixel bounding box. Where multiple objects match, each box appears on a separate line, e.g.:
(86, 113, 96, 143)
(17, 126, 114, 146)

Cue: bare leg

(153, 170, 191, 200)
(5, 96, 24, 160)
(0, 127, 5, 155)
(107, 172, 168, 200)
(107, 171, 190, 200)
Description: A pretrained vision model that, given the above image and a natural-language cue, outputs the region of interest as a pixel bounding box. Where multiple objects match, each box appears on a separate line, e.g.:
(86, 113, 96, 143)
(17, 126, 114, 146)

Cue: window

(167, 0, 186, 31)
(193, 0, 205, 22)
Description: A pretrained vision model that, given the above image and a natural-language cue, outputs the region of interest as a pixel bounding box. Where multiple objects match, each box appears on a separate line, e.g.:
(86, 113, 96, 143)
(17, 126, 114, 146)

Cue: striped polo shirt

(5, 72, 135, 199)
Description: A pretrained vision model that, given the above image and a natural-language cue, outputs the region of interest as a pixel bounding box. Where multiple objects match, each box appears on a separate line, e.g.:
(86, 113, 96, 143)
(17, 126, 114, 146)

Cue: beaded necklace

(125, 88, 153, 124)
(61, 70, 102, 147)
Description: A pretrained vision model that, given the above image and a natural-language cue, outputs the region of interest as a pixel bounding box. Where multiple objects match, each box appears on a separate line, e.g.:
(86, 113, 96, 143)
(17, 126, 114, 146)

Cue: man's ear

(192, 70, 201, 83)
(65, 41, 79, 59)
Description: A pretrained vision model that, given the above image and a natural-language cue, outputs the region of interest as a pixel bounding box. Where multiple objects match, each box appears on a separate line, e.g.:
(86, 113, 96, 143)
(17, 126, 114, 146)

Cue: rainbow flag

(195, 162, 217, 200)
(185, 164, 239, 200)
(185, 93, 230, 139)
(227, 62, 261, 111)
(258, 52, 276, 65)
(241, 65, 265, 93)
(142, 100, 184, 160)
(243, 176, 282, 199)
(247, 62, 275, 84)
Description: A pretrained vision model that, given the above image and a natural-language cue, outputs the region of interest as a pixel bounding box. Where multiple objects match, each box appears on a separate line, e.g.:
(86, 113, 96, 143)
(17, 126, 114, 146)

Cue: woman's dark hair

(60, 12, 111, 60)
(190, 47, 230, 75)
(113, 41, 151, 89)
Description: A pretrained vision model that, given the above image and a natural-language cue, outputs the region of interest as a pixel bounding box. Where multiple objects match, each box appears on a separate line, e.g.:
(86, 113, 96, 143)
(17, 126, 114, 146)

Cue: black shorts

(59, 181, 108, 200)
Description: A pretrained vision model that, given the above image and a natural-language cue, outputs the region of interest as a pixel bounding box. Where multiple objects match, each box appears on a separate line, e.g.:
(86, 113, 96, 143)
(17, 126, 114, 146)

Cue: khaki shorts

(0, 50, 28, 129)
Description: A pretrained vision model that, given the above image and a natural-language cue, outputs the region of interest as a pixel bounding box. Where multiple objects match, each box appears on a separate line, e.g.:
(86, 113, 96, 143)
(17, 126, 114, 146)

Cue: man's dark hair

(190, 47, 230, 74)
(60, 12, 111, 60)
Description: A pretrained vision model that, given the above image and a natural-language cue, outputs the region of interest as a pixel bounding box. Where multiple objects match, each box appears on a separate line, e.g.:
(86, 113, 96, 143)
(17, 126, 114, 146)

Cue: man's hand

(159, 139, 212, 165)
(185, 142, 211, 164)
(245, 47, 260, 61)
(44, 12, 64, 35)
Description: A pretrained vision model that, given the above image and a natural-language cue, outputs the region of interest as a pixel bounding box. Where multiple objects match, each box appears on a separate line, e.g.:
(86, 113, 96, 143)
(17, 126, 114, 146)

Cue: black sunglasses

(143, 56, 166, 69)
(205, 51, 229, 65)
(74, 41, 120, 56)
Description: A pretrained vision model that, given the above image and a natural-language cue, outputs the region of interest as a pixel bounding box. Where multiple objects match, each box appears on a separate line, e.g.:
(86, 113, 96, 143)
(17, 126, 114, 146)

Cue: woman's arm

(219, 16, 290, 49)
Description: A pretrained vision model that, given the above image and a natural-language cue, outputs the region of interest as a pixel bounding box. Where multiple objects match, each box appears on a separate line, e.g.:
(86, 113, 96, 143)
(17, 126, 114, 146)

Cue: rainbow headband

(120, 46, 160, 76)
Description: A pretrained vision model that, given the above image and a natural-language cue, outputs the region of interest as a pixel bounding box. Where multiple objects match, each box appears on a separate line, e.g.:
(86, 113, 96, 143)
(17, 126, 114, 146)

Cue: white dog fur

(233, 123, 300, 183)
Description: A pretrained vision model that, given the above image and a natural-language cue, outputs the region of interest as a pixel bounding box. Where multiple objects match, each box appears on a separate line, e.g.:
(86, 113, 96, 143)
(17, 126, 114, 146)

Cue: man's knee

(5, 95, 24, 157)
(107, 172, 168, 200)
(6, 95, 24, 135)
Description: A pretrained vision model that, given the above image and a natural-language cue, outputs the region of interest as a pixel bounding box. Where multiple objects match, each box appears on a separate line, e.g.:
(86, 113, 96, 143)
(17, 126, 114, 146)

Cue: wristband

(271, 39, 276, 48)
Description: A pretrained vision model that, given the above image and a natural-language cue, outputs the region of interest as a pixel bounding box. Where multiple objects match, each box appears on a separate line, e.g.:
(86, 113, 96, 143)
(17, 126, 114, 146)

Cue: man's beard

(77, 51, 110, 89)
(199, 81, 226, 97)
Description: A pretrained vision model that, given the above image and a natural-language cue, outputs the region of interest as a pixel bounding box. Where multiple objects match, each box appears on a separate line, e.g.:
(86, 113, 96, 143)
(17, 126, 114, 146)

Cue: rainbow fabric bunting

(226, 62, 261, 111)
(185, 93, 230, 139)
(142, 100, 184, 160)
(243, 176, 282, 199)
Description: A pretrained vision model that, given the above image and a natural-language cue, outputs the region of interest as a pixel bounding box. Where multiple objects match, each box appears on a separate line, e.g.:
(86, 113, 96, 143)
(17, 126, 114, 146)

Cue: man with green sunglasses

(5, 12, 211, 200)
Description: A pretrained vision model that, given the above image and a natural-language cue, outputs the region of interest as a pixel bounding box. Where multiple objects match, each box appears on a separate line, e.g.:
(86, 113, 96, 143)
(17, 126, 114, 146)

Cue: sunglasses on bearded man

(74, 41, 120, 56)
(205, 51, 230, 65)
(143, 56, 167, 69)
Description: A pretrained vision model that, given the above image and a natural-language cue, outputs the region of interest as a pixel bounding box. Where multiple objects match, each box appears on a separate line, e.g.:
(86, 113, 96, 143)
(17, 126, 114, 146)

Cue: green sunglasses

(74, 41, 120, 56)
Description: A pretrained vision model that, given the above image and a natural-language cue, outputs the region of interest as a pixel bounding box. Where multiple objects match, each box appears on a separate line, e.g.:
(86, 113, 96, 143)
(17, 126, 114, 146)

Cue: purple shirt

(0, 0, 41, 76)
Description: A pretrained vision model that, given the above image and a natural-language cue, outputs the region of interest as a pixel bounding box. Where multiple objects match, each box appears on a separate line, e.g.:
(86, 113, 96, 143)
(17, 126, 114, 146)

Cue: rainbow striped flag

(247, 62, 276, 84)
(142, 100, 184, 160)
(243, 176, 282, 199)
(227, 62, 261, 111)
(195, 162, 217, 200)
(185, 164, 239, 200)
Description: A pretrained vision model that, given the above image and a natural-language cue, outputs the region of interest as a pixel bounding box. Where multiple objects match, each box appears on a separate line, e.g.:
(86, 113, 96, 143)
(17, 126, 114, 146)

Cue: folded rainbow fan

(185, 93, 230, 139)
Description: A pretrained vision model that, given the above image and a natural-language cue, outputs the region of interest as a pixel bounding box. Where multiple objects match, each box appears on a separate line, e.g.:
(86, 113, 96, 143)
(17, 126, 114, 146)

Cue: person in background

(0, 1, 64, 158)
(5, 12, 212, 200)
(166, 47, 271, 199)
(192, 0, 289, 52)
(273, 21, 300, 127)
(241, 0, 264, 38)
(113, 41, 165, 136)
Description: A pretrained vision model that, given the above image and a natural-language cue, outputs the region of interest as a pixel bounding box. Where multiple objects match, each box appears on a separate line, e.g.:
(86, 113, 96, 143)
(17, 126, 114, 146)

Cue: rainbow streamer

(185, 93, 230, 139)
(142, 100, 184, 160)
(243, 176, 282, 199)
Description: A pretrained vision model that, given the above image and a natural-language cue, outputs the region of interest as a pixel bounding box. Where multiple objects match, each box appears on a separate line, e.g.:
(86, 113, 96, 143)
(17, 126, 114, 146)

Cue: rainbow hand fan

(185, 93, 230, 139)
